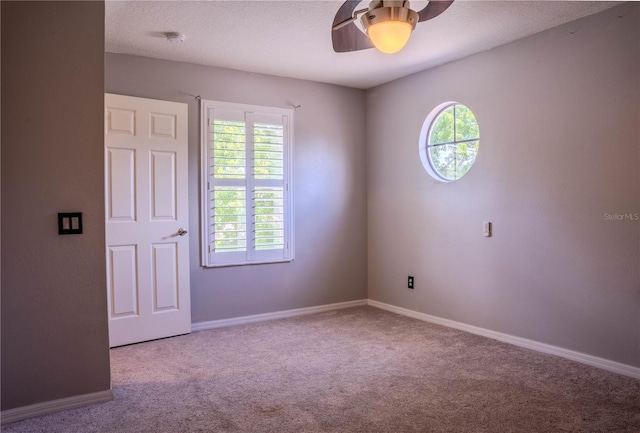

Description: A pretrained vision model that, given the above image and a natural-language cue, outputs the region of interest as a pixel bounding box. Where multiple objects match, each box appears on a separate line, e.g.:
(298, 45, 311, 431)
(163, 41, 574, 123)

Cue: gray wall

(366, 3, 640, 367)
(105, 54, 368, 323)
(1, 1, 111, 410)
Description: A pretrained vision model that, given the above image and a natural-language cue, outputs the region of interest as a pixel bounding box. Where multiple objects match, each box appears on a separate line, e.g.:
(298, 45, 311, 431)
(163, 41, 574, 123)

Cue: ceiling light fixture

(165, 32, 186, 44)
(331, 1, 454, 54)
(361, 3, 418, 54)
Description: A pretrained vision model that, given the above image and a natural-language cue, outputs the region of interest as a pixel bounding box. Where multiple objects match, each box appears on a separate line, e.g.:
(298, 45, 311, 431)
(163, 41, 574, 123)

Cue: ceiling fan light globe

(368, 21, 413, 54)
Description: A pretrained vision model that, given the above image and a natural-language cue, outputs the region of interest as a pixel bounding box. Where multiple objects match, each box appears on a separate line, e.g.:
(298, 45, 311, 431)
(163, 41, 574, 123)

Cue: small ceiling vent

(165, 32, 186, 44)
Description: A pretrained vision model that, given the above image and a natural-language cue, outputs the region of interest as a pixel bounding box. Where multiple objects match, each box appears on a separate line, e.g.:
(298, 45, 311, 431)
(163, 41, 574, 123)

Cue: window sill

(203, 258, 294, 269)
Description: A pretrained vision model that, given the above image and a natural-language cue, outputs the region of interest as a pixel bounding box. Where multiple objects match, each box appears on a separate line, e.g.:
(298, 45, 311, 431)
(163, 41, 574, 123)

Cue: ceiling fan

(332, 0, 454, 54)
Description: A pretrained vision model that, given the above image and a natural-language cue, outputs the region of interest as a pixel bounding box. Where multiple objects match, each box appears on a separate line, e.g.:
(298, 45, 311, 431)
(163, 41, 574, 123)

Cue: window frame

(200, 99, 295, 268)
(419, 101, 480, 182)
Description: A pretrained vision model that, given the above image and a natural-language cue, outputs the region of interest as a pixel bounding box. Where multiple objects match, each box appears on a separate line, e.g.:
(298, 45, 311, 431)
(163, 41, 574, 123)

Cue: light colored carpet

(3, 306, 639, 432)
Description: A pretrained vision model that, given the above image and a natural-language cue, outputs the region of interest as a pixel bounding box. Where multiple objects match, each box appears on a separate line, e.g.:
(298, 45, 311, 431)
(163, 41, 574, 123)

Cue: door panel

(107, 148, 136, 221)
(107, 245, 139, 317)
(105, 93, 190, 348)
(150, 151, 177, 220)
(151, 242, 179, 311)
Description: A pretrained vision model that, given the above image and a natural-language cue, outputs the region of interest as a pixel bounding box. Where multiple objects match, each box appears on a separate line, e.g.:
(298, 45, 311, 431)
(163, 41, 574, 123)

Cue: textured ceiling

(105, 1, 621, 89)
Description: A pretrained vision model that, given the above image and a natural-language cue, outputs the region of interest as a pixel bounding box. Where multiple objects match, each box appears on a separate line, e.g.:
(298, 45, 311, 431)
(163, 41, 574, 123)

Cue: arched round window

(419, 102, 480, 182)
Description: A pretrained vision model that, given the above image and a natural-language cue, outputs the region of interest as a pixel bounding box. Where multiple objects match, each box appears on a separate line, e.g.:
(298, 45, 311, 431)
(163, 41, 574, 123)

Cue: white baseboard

(192, 299, 368, 332)
(1, 389, 113, 425)
(368, 299, 640, 380)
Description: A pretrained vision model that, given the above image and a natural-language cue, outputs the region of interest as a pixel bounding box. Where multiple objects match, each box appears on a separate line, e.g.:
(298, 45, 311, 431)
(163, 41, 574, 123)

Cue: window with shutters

(200, 100, 294, 267)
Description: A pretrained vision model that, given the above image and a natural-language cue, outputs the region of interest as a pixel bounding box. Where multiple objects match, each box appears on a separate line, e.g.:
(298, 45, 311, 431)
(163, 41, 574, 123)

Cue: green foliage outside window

(211, 120, 285, 253)
(213, 121, 245, 179)
(428, 104, 479, 181)
(213, 187, 246, 252)
(254, 123, 284, 180)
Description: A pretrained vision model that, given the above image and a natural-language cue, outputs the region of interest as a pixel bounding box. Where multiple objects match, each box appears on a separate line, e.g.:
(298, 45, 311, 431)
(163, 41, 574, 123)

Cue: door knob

(177, 228, 188, 236)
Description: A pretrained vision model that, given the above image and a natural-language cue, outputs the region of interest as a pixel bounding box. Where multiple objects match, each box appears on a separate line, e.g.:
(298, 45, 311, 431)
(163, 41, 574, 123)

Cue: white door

(105, 93, 191, 347)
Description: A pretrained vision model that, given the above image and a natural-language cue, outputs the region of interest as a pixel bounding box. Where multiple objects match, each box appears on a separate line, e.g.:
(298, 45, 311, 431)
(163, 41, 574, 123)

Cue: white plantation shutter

(201, 100, 293, 267)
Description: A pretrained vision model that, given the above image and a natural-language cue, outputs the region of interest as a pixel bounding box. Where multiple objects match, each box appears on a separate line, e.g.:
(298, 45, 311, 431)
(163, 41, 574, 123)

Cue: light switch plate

(484, 221, 492, 237)
(58, 212, 83, 235)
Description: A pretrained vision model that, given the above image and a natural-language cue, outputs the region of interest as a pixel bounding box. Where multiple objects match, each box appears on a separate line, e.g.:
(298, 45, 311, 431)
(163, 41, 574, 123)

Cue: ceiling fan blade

(332, 0, 374, 53)
(417, 0, 454, 22)
(333, 0, 362, 27)
(332, 23, 374, 52)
